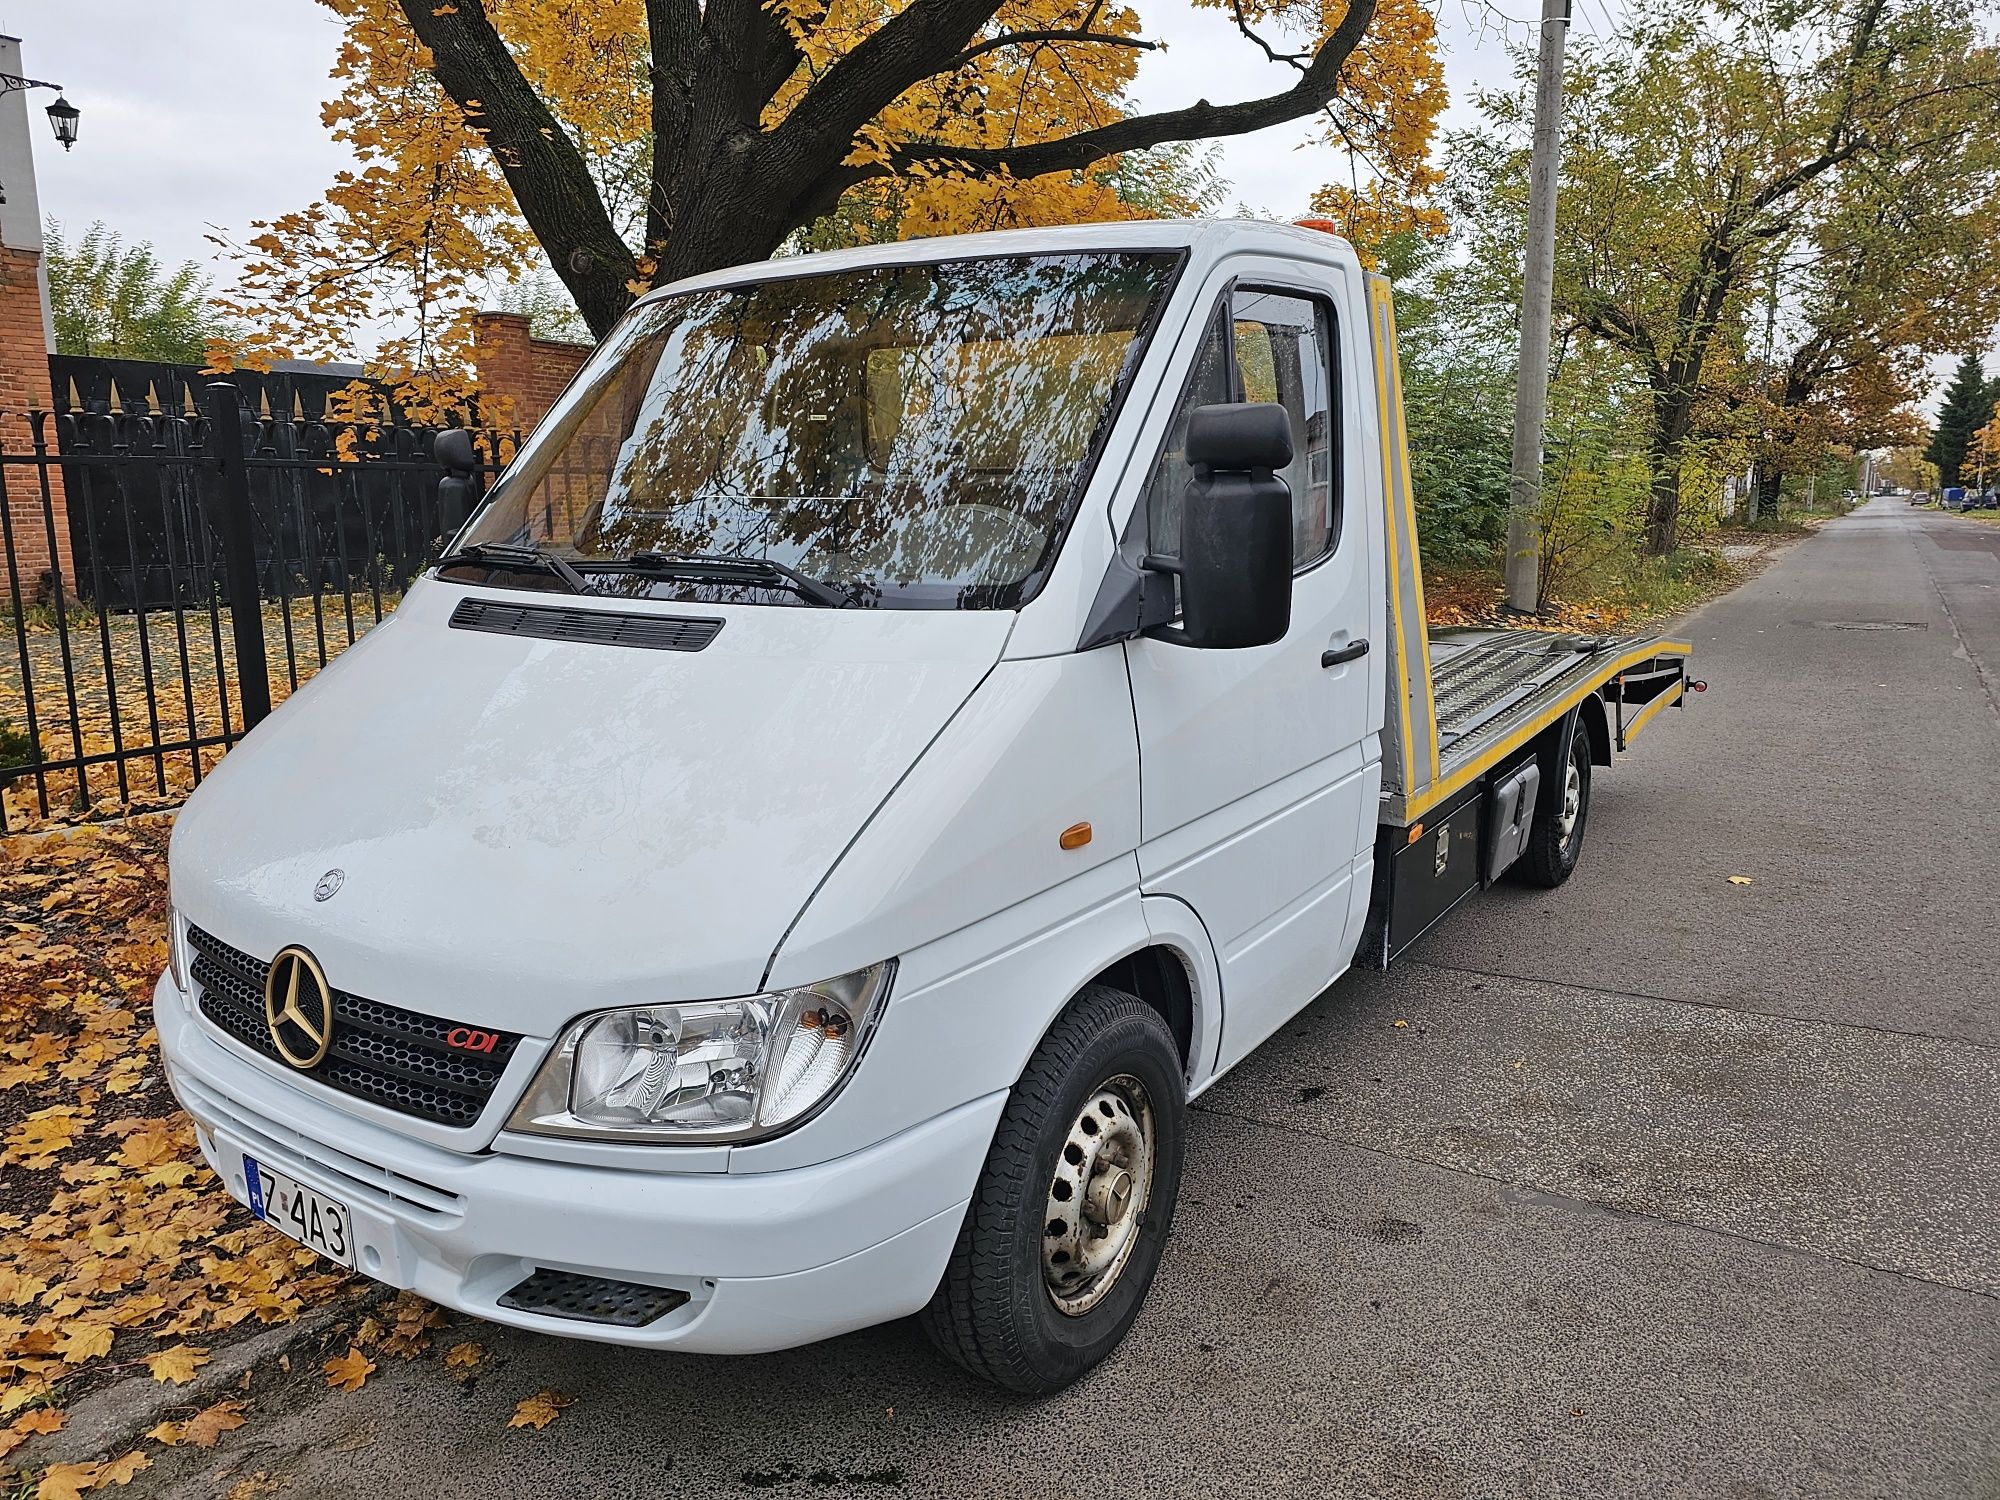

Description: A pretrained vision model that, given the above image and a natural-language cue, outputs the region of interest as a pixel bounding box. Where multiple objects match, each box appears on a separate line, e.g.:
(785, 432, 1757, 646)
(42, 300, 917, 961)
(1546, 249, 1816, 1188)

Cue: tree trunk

(652, 143, 803, 302)
(1644, 462, 1680, 556)
(1644, 390, 1693, 556)
(1754, 467, 1783, 524)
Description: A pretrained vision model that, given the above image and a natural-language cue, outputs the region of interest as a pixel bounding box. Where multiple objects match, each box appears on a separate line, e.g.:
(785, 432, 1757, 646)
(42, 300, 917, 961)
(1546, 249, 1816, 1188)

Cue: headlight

(506, 961, 894, 1143)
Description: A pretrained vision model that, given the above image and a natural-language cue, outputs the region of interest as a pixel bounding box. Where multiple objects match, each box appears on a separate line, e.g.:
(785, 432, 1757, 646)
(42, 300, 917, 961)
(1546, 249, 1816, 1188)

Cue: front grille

(186, 924, 521, 1128)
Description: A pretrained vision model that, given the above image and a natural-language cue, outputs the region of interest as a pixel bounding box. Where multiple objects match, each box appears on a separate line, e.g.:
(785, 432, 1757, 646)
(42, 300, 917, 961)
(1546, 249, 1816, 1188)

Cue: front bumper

(155, 975, 1000, 1353)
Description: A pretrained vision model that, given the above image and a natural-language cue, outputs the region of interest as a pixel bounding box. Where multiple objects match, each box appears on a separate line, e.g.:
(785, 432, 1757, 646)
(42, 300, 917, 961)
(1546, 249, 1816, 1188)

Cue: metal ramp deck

(1369, 625, 1682, 826)
(1429, 629, 1635, 761)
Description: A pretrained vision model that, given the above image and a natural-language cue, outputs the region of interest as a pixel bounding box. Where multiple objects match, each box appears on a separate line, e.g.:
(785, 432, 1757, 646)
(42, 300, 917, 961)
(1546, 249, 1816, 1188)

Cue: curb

(17, 1296, 368, 1469)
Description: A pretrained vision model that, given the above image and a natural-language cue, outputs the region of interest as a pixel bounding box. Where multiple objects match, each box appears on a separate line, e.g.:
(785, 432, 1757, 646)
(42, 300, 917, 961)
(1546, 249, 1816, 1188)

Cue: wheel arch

(1578, 692, 1612, 766)
(1085, 945, 1197, 1068)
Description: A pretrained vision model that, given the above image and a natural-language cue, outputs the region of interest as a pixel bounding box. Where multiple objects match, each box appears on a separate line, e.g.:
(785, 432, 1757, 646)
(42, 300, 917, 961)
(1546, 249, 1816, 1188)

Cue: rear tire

(920, 984, 1186, 1395)
(1516, 717, 1592, 888)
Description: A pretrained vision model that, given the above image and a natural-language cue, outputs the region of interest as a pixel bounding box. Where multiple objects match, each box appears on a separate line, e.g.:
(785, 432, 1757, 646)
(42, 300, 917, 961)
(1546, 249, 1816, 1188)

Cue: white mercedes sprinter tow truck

(157, 220, 1695, 1394)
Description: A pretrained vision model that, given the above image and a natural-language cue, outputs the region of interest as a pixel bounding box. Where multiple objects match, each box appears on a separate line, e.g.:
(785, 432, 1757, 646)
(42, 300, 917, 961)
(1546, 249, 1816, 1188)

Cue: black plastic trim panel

(498, 1269, 691, 1327)
(449, 596, 723, 652)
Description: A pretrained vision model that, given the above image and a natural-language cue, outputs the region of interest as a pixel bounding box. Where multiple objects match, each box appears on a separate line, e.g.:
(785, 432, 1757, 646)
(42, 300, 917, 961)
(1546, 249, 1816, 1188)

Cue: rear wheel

(1516, 717, 1592, 888)
(920, 984, 1186, 1395)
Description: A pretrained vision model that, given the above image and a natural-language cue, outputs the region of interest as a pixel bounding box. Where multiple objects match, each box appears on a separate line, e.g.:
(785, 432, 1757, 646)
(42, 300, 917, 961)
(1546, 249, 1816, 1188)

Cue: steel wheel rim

(1042, 1074, 1155, 1316)
(1557, 754, 1583, 849)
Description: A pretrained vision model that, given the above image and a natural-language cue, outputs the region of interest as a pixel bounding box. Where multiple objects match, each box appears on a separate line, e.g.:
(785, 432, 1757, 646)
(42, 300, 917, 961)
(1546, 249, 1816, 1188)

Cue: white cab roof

(636, 218, 1362, 306)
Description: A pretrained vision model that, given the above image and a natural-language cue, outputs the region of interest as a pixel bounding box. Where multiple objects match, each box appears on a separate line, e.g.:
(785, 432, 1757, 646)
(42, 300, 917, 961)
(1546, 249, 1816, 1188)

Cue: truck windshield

(454, 251, 1179, 609)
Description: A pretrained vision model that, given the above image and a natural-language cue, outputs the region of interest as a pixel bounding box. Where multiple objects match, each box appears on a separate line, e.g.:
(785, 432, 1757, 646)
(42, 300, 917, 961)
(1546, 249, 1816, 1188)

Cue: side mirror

(1148, 403, 1295, 650)
(433, 427, 481, 539)
(433, 426, 478, 475)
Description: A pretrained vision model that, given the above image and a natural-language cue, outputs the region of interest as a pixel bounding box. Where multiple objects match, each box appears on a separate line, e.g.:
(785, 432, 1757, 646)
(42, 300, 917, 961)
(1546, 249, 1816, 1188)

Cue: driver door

(1125, 280, 1376, 1075)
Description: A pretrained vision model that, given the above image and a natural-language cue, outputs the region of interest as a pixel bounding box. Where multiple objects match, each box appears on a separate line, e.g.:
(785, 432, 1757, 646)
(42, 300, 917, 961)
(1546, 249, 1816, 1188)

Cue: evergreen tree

(1924, 354, 1993, 487)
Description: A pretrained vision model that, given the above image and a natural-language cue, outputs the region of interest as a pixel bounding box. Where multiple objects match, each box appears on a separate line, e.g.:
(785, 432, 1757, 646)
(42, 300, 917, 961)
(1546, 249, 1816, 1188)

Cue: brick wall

(469, 311, 593, 436)
(0, 243, 68, 601)
(470, 312, 615, 545)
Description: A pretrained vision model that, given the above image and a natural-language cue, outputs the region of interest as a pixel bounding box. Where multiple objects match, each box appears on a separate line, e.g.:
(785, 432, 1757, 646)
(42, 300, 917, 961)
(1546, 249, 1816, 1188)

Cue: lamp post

(0, 71, 79, 205)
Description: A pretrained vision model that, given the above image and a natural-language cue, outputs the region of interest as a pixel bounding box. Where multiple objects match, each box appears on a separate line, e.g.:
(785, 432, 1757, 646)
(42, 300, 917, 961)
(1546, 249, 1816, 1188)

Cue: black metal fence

(0, 380, 515, 830)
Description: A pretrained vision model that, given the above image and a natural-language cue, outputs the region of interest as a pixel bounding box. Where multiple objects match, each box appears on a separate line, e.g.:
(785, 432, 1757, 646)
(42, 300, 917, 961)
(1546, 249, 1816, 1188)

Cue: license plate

(245, 1154, 354, 1269)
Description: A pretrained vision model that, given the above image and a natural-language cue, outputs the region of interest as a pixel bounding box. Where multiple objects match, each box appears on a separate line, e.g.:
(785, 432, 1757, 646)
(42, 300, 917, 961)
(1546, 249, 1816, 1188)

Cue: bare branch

(946, 29, 1160, 70)
(1228, 0, 1312, 73)
(764, 0, 1008, 176)
(893, 0, 1378, 179)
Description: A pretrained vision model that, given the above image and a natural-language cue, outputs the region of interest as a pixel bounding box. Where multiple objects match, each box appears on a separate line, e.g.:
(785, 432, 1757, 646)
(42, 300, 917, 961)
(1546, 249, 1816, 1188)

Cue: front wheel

(920, 984, 1186, 1395)
(1516, 716, 1592, 888)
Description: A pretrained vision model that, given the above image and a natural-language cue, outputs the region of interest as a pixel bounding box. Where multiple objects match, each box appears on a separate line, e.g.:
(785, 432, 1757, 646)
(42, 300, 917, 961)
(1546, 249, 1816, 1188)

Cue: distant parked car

(1967, 490, 1999, 511)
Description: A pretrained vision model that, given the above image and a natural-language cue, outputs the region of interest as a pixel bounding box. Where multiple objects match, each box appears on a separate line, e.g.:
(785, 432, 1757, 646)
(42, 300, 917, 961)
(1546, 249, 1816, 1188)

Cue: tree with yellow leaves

(215, 0, 1443, 397)
(1969, 402, 2000, 496)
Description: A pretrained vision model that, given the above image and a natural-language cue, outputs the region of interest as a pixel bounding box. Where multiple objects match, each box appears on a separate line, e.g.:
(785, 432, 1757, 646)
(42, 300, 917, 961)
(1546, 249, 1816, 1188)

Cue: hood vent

(449, 596, 724, 652)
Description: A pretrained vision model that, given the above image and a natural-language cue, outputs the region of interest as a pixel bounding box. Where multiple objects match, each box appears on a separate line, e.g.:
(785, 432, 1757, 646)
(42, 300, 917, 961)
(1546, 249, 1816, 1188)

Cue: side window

(1142, 287, 1339, 570)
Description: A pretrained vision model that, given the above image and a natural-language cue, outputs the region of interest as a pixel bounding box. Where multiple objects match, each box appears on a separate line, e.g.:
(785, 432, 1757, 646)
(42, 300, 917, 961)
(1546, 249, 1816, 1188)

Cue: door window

(1141, 287, 1339, 571)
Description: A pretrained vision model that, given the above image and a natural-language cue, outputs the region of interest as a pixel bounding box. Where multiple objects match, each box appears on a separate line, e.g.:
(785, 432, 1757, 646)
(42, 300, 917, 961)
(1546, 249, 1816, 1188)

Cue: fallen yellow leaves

(1726, 875, 1754, 885)
(1, 821, 359, 1476)
(508, 1390, 573, 1430)
(0, 1408, 64, 1459)
(323, 1346, 377, 1392)
(143, 1344, 211, 1385)
(33, 1449, 149, 1499)
(4, 1106, 84, 1170)
(179, 1399, 249, 1447)
(2, 601, 345, 831)
(1423, 566, 1646, 633)
(56, 1322, 115, 1365)
(113, 1119, 184, 1171)
(145, 1398, 248, 1450)
(443, 1340, 484, 1372)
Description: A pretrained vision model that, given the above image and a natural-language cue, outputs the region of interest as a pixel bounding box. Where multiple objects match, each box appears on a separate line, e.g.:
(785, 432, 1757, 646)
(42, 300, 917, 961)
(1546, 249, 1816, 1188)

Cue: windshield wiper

(581, 551, 856, 608)
(436, 542, 589, 593)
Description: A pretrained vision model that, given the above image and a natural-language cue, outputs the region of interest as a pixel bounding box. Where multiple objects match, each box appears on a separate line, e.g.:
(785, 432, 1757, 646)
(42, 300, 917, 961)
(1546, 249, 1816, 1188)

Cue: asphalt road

(139, 500, 1999, 1499)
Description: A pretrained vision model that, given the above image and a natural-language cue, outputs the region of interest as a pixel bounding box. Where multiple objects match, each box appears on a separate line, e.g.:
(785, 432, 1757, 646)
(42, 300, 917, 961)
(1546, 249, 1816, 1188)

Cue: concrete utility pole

(1504, 0, 1573, 616)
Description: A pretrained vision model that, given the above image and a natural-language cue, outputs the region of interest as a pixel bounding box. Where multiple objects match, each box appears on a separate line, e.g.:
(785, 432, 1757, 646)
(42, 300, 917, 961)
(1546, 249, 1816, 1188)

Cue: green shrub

(0, 718, 37, 787)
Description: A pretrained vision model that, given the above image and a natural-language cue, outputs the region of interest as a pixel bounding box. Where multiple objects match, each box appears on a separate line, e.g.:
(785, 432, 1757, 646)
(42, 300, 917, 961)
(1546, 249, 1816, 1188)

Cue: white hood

(171, 580, 1009, 1036)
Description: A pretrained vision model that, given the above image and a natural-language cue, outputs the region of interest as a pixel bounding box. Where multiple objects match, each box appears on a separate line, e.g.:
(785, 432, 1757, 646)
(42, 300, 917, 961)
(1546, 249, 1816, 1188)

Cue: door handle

(1322, 639, 1370, 668)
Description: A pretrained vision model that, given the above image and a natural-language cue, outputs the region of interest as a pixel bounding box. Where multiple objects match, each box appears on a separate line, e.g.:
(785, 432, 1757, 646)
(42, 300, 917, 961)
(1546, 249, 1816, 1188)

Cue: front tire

(920, 984, 1186, 1395)
(1516, 716, 1592, 888)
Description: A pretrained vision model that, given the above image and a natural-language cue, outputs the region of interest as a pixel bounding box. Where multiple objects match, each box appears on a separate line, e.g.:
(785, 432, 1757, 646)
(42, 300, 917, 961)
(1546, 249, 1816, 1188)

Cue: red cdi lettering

(445, 1027, 499, 1054)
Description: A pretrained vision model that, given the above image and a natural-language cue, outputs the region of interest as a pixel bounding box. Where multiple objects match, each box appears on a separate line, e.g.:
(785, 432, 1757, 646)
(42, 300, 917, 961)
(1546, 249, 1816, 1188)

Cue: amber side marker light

(1059, 822, 1093, 850)
(1406, 822, 1425, 845)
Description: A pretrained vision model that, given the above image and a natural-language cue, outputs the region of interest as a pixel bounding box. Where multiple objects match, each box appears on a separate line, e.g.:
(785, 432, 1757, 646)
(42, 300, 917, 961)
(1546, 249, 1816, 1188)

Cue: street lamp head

(44, 97, 78, 151)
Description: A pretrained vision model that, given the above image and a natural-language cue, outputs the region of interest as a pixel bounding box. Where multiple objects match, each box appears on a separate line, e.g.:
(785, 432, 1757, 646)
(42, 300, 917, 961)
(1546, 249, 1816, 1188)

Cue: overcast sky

(0, 0, 1976, 407)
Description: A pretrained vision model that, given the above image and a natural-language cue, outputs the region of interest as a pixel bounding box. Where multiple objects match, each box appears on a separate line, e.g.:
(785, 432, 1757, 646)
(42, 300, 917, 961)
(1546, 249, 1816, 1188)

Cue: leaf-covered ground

(0, 820, 337, 1490)
(0, 822, 569, 1498)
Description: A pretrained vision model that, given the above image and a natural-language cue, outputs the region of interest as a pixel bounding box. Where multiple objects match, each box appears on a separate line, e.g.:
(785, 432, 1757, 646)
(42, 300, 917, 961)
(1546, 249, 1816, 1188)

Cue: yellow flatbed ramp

(1365, 271, 1693, 831)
